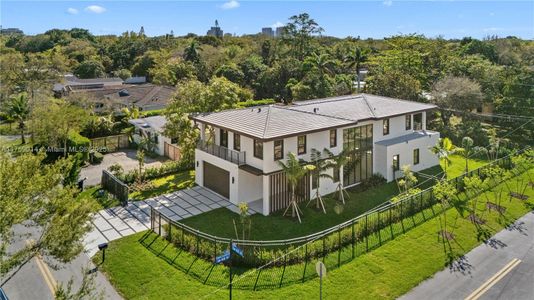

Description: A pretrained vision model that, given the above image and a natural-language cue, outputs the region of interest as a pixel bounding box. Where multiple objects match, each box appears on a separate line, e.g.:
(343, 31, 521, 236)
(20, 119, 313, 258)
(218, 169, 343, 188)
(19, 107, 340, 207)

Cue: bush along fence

(147, 149, 532, 290)
(101, 170, 129, 204)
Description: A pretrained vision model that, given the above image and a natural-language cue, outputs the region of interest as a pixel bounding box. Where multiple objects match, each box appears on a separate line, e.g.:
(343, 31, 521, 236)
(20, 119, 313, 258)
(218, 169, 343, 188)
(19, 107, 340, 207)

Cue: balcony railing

(197, 140, 246, 165)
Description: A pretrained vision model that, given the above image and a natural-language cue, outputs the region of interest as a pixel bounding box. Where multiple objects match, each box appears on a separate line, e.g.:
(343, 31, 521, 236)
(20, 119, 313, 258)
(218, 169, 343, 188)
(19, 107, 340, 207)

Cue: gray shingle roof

(191, 94, 436, 140)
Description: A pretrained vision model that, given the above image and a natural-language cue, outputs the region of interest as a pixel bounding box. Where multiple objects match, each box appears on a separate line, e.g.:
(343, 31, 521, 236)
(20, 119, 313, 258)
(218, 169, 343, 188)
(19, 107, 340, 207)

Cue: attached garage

(203, 162, 230, 198)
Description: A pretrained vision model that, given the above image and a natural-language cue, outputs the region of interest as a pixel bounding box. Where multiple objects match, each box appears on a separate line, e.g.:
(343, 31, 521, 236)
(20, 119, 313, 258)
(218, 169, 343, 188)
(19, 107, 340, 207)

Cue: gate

(164, 142, 181, 161)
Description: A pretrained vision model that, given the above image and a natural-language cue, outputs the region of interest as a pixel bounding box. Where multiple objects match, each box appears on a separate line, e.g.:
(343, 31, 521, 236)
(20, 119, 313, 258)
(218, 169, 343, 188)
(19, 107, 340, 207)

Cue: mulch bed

(467, 213, 486, 225)
(528, 181, 534, 188)
(486, 202, 507, 214)
(509, 192, 529, 201)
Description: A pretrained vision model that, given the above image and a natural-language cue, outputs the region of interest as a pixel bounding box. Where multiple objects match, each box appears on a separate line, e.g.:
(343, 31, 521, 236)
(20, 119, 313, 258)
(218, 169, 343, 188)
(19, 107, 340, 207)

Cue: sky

(1, 1, 533, 39)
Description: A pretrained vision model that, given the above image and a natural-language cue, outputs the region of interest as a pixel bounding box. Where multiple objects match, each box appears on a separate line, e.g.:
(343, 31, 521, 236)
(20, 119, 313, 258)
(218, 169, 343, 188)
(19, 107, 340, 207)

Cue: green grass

(95, 168, 534, 299)
(129, 170, 195, 200)
(179, 164, 442, 240)
(78, 185, 120, 210)
(441, 155, 488, 179)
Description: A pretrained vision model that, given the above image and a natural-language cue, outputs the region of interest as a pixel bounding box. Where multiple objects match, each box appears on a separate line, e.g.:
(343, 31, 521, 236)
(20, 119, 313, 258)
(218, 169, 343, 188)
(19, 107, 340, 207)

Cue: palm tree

(430, 137, 458, 177)
(7, 93, 30, 144)
(304, 52, 335, 79)
(278, 152, 315, 223)
(344, 47, 369, 92)
(183, 40, 201, 63)
(324, 148, 354, 204)
(457, 136, 485, 173)
(307, 148, 332, 214)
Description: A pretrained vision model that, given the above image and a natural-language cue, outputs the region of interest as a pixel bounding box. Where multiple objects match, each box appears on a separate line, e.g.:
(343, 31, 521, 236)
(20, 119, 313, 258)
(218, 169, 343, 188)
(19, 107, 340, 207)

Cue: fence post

(365, 214, 369, 252)
(168, 222, 172, 242)
(338, 225, 341, 267)
(389, 207, 393, 239)
(196, 230, 200, 256)
(378, 211, 382, 246)
(302, 243, 308, 283)
(158, 213, 161, 235)
(351, 220, 355, 259)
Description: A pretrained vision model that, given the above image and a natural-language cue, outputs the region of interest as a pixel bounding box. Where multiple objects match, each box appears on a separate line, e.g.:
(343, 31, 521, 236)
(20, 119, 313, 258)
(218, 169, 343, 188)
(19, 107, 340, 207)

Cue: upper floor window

(413, 113, 423, 131)
(330, 129, 337, 148)
(392, 154, 400, 171)
(253, 139, 263, 159)
(383, 119, 390, 135)
(405, 114, 412, 130)
(413, 148, 420, 165)
(220, 129, 228, 147)
(233, 133, 241, 151)
(274, 140, 284, 160)
(298, 135, 307, 155)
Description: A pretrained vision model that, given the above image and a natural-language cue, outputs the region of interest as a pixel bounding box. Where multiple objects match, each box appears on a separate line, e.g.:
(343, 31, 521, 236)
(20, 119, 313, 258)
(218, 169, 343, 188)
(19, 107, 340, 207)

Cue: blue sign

(0, 287, 8, 300)
(215, 250, 230, 264)
(231, 243, 244, 257)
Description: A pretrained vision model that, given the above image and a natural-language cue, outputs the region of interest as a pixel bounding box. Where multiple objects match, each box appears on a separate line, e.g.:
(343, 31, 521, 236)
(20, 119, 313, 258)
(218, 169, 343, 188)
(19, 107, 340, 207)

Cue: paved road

(1, 225, 121, 300)
(84, 186, 262, 257)
(79, 150, 165, 186)
(400, 211, 534, 300)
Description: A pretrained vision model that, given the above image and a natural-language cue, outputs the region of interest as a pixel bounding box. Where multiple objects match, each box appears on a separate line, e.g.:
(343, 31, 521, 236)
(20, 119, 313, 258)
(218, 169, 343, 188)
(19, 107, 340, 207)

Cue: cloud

(383, 0, 393, 7)
(67, 8, 78, 15)
(271, 21, 284, 28)
(85, 5, 106, 14)
(221, 0, 240, 10)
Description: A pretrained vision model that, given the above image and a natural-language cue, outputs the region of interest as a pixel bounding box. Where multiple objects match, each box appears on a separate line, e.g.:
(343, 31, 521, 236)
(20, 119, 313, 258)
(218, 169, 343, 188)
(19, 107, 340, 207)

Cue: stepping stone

(186, 207, 202, 216)
(101, 229, 121, 241)
(196, 195, 216, 205)
(209, 203, 222, 209)
(196, 203, 210, 212)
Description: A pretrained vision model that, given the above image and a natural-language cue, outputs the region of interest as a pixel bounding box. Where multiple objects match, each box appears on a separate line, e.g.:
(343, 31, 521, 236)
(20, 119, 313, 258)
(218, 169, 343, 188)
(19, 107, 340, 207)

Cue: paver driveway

(84, 186, 261, 256)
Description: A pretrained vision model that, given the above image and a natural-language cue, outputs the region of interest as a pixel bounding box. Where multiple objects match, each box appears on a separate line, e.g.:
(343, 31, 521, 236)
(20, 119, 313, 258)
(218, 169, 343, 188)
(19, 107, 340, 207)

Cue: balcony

(197, 140, 246, 166)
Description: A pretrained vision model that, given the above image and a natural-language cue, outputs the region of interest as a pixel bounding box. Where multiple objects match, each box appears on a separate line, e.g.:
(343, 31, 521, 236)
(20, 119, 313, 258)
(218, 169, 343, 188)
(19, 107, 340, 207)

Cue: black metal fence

(197, 140, 246, 165)
(101, 169, 129, 204)
(91, 134, 129, 153)
(146, 149, 530, 290)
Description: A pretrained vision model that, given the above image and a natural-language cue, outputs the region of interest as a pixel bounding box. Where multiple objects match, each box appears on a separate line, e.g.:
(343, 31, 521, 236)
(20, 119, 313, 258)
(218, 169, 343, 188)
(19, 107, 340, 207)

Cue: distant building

(207, 20, 223, 38)
(275, 26, 286, 37)
(261, 27, 274, 37)
(0, 27, 23, 35)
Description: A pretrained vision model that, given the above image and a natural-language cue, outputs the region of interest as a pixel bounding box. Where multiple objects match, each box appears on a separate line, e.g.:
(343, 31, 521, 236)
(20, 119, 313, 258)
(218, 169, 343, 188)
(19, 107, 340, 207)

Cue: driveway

(400, 212, 534, 300)
(83, 186, 262, 257)
(79, 149, 166, 186)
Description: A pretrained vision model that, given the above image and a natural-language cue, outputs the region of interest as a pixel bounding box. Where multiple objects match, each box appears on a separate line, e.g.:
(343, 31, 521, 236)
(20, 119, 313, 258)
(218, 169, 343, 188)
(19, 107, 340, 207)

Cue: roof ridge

(294, 94, 362, 106)
(361, 94, 377, 118)
(261, 106, 272, 139)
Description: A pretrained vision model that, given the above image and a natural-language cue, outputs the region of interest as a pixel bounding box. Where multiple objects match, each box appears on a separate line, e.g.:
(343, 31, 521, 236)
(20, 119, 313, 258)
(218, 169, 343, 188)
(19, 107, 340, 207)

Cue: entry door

(203, 162, 230, 198)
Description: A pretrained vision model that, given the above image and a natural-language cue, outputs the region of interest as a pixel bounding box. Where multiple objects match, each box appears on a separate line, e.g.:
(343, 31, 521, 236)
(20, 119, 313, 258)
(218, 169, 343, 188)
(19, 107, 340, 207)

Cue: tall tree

(344, 46, 369, 92)
(281, 13, 323, 60)
(7, 93, 30, 144)
(0, 152, 95, 284)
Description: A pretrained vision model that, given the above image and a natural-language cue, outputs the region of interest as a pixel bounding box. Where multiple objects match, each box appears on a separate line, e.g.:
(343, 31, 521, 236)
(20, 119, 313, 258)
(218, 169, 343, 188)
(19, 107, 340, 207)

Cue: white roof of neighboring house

(129, 116, 167, 134)
(191, 94, 437, 140)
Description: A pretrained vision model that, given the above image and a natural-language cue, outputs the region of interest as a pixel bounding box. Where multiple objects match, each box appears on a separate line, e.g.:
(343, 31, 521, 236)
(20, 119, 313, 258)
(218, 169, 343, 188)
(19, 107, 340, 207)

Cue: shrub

(235, 99, 276, 108)
(91, 151, 104, 164)
(361, 173, 386, 190)
(67, 130, 91, 161)
(120, 159, 194, 184)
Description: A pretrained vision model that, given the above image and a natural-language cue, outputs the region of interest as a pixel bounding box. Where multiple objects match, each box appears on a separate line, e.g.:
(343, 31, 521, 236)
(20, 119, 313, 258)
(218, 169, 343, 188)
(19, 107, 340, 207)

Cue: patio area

(84, 186, 262, 256)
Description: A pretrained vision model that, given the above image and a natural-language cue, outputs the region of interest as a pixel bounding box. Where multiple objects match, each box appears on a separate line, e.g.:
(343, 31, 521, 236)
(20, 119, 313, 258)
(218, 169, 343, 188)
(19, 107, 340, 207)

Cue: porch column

(199, 123, 206, 140)
(262, 175, 270, 216)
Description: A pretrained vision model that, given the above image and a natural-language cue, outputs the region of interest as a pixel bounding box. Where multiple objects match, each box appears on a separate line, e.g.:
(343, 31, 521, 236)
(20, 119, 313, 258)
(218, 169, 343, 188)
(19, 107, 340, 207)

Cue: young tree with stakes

(277, 152, 315, 223)
(307, 148, 332, 214)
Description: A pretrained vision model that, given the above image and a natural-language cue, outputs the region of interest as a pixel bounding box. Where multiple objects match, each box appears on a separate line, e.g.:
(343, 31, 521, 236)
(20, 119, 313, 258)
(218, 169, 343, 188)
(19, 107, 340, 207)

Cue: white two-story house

(190, 94, 440, 216)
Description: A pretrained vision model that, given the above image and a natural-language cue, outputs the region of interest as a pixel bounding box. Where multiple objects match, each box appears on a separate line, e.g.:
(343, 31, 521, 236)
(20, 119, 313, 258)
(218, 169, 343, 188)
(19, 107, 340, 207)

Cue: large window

(330, 129, 337, 148)
(274, 140, 284, 160)
(254, 139, 263, 159)
(220, 129, 228, 147)
(233, 133, 241, 151)
(343, 124, 373, 186)
(297, 135, 307, 155)
(413, 148, 420, 165)
(413, 113, 423, 130)
(383, 119, 390, 135)
(405, 114, 412, 130)
(393, 154, 400, 171)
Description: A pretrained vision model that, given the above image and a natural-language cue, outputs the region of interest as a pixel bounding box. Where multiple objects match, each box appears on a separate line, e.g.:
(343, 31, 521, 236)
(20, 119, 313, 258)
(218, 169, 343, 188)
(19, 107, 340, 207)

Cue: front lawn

(78, 185, 120, 210)
(129, 170, 195, 200)
(95, 168, 534, 299)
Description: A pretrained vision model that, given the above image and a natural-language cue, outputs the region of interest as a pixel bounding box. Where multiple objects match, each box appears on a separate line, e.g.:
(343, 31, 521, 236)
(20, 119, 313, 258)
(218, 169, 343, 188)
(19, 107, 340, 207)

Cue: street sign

(0, 287, 8, 300)
(215, 250, 230, 264)
(231, 243, 244, 257)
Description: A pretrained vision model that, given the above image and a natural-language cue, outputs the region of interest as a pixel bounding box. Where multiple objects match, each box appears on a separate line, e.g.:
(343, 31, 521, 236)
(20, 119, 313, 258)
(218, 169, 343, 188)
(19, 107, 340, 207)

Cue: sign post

(214, 241, 245, 300)
(229, 240, 233, 300)
(316, 261, 327, 300)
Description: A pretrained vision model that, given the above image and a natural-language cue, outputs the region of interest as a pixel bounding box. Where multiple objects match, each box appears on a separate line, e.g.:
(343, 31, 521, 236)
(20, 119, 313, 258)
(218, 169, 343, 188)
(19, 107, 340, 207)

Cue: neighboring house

(129, 116, 181, 160)
(190, 94, 440, 216)
(54, 75, 174, 112)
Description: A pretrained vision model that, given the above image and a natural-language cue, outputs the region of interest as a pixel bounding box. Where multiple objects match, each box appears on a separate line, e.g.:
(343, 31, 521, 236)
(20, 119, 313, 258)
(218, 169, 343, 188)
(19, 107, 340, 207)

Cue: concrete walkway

(84, 186, 262, 257)
(400, 211, 534, 300)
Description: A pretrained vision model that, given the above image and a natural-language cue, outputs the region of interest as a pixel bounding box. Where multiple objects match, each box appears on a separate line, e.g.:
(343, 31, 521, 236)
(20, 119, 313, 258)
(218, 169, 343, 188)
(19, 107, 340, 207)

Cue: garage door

(203, 162, 230, 198)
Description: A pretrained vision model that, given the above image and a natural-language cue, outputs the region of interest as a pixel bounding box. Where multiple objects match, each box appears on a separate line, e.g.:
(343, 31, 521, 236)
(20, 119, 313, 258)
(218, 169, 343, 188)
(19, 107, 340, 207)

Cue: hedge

(120, 159, 194, 184)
